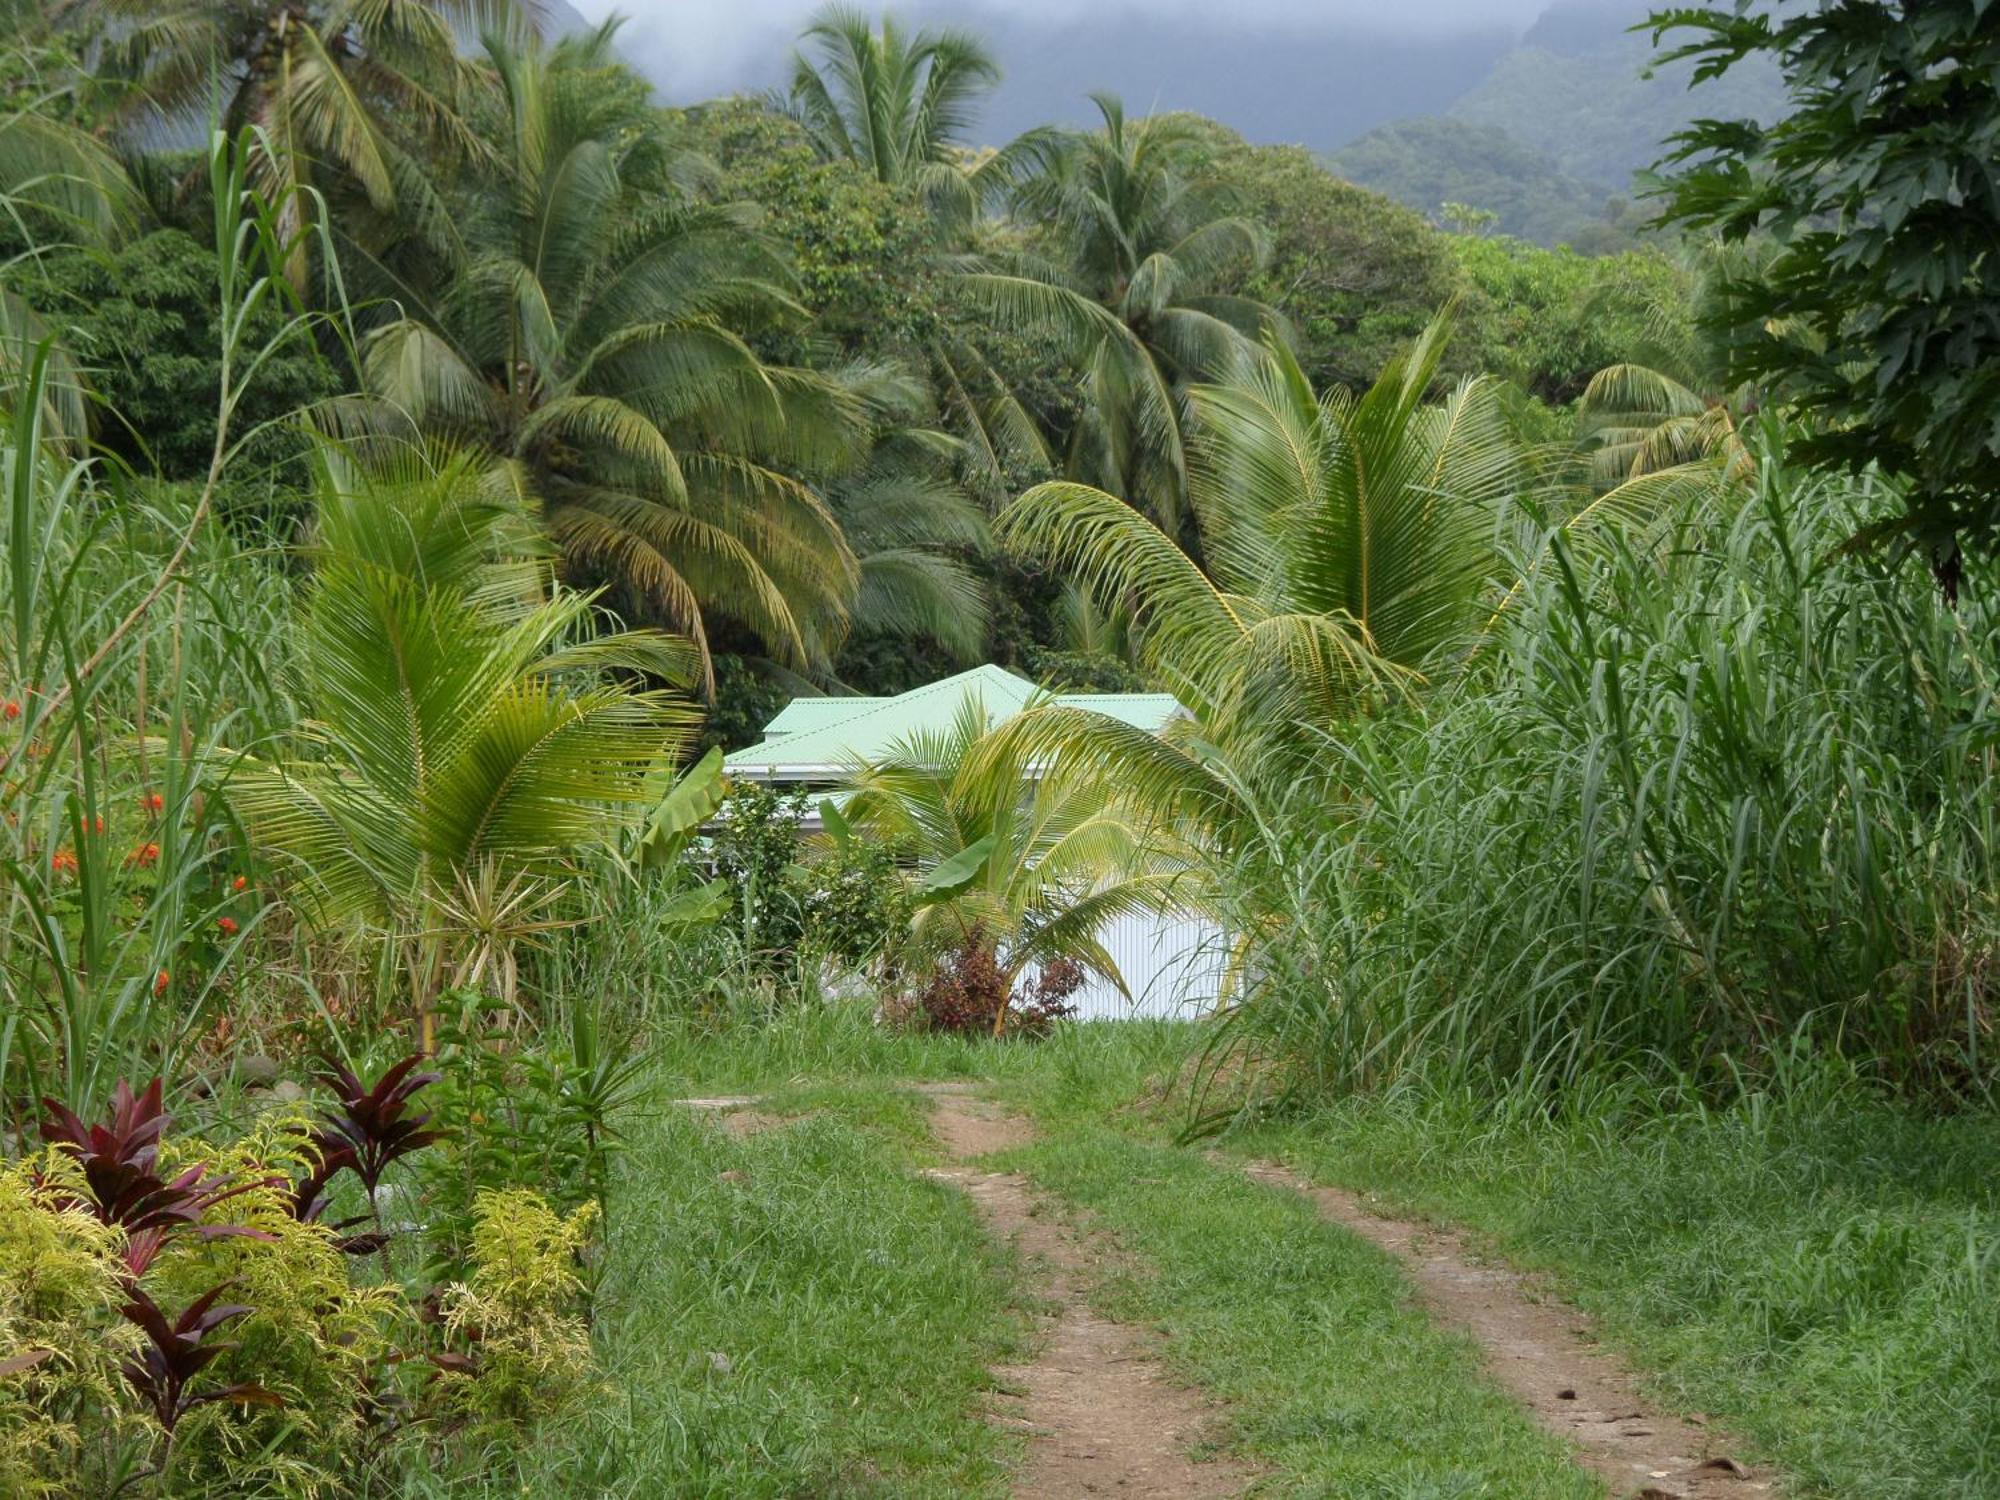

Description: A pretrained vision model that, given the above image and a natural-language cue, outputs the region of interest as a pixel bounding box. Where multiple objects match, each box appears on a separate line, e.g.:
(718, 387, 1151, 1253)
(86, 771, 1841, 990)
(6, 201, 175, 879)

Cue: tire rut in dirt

(1238, 1159, 1774, 1500)
(924, 1086, 1257, 1499)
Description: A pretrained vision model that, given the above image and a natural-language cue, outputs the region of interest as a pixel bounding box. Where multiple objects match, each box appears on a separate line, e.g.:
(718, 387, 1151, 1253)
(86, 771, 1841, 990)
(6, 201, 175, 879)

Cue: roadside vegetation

(1, 1, 1996, 1496)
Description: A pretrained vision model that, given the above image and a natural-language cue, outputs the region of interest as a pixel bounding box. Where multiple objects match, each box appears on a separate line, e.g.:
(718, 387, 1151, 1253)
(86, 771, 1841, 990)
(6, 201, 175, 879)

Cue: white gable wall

(1016, 908, 1228, 1021)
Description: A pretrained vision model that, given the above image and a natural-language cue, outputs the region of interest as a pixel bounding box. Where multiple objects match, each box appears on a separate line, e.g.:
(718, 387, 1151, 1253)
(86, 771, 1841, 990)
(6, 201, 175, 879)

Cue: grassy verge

(1242, 1077, 2000, 1500)
(420, 1078, 1025, 1497)
(642, 994, 1196, 1096)
(1001, 1119, 1603, 1497)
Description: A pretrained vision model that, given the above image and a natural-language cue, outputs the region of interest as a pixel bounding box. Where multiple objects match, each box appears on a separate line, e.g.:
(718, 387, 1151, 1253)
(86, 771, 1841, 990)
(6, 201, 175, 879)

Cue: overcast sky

(571, 0, 1558, 108)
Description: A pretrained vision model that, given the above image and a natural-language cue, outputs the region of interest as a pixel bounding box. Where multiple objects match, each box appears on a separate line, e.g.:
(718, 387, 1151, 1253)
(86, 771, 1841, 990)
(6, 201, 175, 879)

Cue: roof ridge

(746, 666, 1025, 762)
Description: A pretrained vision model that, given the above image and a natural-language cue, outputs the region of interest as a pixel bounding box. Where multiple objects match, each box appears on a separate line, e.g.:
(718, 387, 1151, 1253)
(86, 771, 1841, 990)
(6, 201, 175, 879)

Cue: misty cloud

(575, 0, 1554, 106)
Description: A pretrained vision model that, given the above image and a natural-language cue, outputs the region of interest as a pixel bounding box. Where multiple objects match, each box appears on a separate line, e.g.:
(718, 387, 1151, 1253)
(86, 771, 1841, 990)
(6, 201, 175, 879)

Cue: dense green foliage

(1181, 123, 1465, 391)
(17, 231, 338, 483)
(1205, 441, 1996, 1100)
(1652, 0, 2000, 580)
(1451, 234, 1693, 403)
(0, 2, 1995, 1493)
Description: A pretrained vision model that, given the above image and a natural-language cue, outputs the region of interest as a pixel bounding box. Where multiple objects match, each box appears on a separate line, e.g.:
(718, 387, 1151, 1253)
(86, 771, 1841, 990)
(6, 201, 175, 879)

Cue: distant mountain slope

(1324, 117, 1615, 245)
(1447, 0, 1783, 193)
(581, 0, 1781, 251)
(603, 1, 1517, 150)
(1328, 0, 1784, 246)
(543, 1, 596, 38)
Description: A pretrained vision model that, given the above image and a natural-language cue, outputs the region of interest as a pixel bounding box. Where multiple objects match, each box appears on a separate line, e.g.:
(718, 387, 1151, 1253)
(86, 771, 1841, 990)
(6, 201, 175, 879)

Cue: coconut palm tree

(1573, 240, 1768, 490)
(230, 444, 699, 1029)
(838, 693, 1195, 1006)
(782, 3, 999, 221)
(1576, 362, 1752, 487)
(825, 364, 992, 667)
(75, 0, 496, 261)
(963, 94, 1276, 532)
(348, 28, 866, 689)
(775, 7, 1053, 502)
(996, 313, 1524, 743)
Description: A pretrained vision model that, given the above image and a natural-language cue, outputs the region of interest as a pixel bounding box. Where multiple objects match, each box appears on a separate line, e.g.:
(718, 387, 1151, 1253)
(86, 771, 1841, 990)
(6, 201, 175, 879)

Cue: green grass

(409, 1019, 2000, 1498)
(1241, 1077, 2000, 1499)
(417, 1079, 1027, 1497)
(1000, 1121, 1603, 1498)
(641, 993, 1197, 1096)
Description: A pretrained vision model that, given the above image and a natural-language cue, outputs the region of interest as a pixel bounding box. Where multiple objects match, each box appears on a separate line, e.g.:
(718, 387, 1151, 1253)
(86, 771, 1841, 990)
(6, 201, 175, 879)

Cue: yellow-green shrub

(0, 1153, 141, 1496)
(437, 1190, 601, 1426)
(152, 1117, 405, 1498)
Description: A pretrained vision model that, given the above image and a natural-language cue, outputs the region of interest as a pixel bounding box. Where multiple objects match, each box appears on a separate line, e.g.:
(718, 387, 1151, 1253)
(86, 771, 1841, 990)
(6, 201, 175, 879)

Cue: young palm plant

(838, 694, 1195, 1010)
(347, 28, 864, 688)
(227, 444, 699, 1040)
(976, 312, 1675, 873)
(998, 313, 1521, 745)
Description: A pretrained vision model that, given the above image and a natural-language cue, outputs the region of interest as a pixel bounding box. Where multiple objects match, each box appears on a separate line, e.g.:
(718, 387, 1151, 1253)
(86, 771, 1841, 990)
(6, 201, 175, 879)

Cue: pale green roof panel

(761, 697, 886, 738)
(723, 665, 1183, 777)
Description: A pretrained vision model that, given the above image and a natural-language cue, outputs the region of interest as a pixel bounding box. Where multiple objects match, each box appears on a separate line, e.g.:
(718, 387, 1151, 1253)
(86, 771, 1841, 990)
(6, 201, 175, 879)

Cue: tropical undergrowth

(1201, 431, 1998, 1108)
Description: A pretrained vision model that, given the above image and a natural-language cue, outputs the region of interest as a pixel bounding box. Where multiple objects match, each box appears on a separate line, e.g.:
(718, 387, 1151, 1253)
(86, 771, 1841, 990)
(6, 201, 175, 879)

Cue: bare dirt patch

(926, 1086, 1256, 1498)
(674, 1096, 790, 1138)
(1238, 1159, 1773, 1500)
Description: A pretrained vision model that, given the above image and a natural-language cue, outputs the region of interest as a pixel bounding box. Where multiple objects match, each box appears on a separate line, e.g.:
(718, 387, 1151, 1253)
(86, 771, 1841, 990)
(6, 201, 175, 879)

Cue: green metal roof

(723, 664, 1185, 777)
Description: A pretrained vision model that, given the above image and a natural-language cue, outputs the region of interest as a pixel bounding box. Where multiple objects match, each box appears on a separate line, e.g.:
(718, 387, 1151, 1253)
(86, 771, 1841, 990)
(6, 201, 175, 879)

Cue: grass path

(995, 1106, 1607, 1498)
(1233, 1158, 1768, 1500)
(920, 1082, 1259, 1497)
(468, 1016, 1998, 1497)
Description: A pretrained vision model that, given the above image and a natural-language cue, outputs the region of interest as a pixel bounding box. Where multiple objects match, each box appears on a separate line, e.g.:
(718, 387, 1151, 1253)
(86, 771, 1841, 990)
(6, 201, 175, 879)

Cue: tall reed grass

(1209, 431, 1999, 1102)
(0, 130, 330, 1115)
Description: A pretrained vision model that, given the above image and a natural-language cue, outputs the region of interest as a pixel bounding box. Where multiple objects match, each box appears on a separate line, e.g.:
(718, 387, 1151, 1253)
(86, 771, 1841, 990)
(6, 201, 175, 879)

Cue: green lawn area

(411, 1081, 1026, 1497)
(1242, 1083, 2000, 1500)
(419, 1014, 2000, 1498)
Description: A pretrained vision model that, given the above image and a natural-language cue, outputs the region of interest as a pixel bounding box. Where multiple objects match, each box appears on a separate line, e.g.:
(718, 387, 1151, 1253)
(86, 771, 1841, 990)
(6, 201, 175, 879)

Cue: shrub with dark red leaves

(314, 1056, 443, 1201)
(1013, 956, 1084, 1036)
(120, 1283, 281, 1433)
(39, 1080, 275, 1275)
(904, 932, 1083, 1038)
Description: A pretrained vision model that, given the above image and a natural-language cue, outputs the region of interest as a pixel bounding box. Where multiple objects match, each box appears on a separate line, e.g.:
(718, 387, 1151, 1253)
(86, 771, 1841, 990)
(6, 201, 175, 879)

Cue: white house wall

(1022, 909, 1228, 1021)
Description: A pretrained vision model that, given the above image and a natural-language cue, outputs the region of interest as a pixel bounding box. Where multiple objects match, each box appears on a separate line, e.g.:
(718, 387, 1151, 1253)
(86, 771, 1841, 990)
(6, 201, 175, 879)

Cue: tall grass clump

(0, 129, 332, 1116)
(1212, 429, 1998, 1102)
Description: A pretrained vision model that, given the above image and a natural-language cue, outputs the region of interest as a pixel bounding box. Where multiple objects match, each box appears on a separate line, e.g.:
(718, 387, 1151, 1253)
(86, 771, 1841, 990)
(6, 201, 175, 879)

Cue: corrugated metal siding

(1021, 910, 1228, 1022)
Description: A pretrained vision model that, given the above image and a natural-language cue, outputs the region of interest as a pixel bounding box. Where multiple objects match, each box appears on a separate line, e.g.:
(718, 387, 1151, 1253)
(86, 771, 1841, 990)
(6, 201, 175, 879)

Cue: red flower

(50, 849, 77, 876)
(154, 969, 170, 996)
(141, 791, 164, 815)
(231, 875, 248, 893)
(2, 700, 18, 721)
(130, 842, 159, 867)
(216, 916, 238, 936)
(89, 815, 104, 835)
